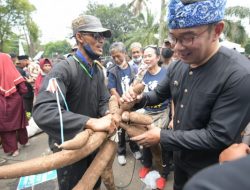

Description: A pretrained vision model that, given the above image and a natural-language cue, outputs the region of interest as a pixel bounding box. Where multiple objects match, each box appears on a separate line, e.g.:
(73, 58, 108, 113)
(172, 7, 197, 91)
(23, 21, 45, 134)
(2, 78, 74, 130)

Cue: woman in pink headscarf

(34, 58, 52, 98)
(0, 53, 29, 157)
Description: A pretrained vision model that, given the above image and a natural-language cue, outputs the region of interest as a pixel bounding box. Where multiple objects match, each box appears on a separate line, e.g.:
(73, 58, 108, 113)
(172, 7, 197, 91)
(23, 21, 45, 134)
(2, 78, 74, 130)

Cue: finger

(119, 97, 124, 103)
(238, 143, 249, 149)
(230, 143, 239, 148)
(131, 134, 145, 141)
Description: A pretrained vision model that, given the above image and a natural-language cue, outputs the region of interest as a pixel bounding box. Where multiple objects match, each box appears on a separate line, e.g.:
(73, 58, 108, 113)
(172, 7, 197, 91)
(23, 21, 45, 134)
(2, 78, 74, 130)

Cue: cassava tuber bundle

(121, 111, 153, 125)
(73, 140, 117, 190)
(0, 131, 107, 179)
(119, 122, 147, 137)
(120, 83, 145, 111)
(56, 129, 93, 150)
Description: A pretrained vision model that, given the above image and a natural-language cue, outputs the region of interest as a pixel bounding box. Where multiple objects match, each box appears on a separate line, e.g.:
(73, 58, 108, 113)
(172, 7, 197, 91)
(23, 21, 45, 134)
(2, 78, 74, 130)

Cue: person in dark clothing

(16, 55, 34, 113)
(121, 0, 250, 190)
(108, 42, 141, 166)
(33, 15, 117, 190)
(184, 143, 250, 190)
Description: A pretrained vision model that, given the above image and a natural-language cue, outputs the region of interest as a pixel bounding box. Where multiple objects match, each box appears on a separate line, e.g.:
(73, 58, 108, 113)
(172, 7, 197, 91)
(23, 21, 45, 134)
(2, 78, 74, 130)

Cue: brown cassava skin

(58, 129, 93, 150)
(109, 95, 119, 114)
(129, 112, 153, 125)
(132, 83, 145, 94)
(73, 140, 117, 190)
(121, 111, 130, 122)
(0, 132, 107, 179)
(129, 123, 148, 131)
(101, 147, 117, 190)
(119, 122, 146, 137)
(113, 113, 122, 124)
(120, 83, 145, 111)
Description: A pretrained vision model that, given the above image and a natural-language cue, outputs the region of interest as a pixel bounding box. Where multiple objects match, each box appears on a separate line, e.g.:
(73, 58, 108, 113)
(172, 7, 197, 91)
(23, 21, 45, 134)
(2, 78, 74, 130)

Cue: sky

(29, 0, 250, 44)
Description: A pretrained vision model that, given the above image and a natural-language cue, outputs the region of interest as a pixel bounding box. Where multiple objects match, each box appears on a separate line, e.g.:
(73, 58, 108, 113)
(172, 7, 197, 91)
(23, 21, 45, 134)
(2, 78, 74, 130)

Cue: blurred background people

(0, 53, 29, 157)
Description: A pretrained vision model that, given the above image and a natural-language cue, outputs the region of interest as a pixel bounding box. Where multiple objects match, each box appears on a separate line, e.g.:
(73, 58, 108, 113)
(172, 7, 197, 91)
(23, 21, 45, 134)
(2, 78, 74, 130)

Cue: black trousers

(117, 128, 140, 155)
(173, 157, 200, 190)
(23, 97, 34, 113)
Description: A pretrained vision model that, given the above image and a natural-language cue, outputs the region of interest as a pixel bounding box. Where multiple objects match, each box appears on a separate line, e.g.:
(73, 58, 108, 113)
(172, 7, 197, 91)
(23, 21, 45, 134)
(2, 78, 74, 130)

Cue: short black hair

(161, 48, 174, 59)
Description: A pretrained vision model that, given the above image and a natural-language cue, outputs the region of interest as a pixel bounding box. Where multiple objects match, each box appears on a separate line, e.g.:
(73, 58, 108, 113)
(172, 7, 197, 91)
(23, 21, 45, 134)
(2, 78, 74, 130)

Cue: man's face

(19, 59, 29, 68)
(79, 32, 105, 56)
(43, 63, 52, 74)
(111, 50, 126, 66)
(169, 25, 215, 66)
(131, 47, 142, 59)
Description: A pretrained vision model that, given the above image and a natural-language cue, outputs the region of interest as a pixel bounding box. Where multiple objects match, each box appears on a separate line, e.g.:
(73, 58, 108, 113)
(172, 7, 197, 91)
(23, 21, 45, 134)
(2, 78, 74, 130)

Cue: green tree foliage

(124, 9, 159, 48)
(245, 43, 250, 55)
(0, 0, 38, 52)
(43, 40, 72, 58)
(225, 6, 250, 45)
(245, 38, 250, 55)
(85, 3, 160, 53)
(85, 3, 138, 54)
(225, 6, 250, 20)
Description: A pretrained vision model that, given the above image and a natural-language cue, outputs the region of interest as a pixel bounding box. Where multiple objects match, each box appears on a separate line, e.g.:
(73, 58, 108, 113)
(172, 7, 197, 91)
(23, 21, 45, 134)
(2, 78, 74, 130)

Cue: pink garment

(0, 53, 28, 153)
(0, 53, 25, 97)
(34, 58, 52, 96)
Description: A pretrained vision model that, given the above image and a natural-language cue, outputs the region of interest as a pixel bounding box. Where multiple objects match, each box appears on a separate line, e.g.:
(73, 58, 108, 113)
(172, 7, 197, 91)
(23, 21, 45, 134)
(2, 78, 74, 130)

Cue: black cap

(17, 55, 29, 60)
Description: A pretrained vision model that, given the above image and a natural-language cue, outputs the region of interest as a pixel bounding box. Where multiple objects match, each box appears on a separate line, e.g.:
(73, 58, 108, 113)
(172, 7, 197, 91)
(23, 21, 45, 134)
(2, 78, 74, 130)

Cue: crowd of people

(1, 0, 250, 190)
(0, 53, 53, 157)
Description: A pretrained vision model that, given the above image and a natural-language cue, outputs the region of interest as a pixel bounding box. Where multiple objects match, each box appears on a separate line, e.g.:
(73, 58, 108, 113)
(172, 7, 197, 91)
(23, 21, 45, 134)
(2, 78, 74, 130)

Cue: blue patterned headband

(168, 0, 227, 29)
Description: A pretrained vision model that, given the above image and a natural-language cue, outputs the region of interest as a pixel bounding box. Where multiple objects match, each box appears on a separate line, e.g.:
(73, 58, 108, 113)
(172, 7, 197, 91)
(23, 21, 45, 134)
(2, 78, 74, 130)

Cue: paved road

(0, 132, 174, 190)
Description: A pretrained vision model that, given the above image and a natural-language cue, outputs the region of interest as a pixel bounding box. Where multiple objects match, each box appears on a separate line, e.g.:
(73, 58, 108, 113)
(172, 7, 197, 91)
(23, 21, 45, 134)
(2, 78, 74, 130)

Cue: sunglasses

(81, 32, 105, 41)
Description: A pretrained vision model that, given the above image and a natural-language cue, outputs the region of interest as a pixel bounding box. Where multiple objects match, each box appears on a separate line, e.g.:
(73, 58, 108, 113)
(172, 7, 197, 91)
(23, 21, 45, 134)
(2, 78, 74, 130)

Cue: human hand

(86, 114, 118, 134)
(219, 143, 250, 163)
(168, 119, 174, 129)
(120, 86, 143, 103)
(130, 127, 161, 147)
(25, 77, 33, 83)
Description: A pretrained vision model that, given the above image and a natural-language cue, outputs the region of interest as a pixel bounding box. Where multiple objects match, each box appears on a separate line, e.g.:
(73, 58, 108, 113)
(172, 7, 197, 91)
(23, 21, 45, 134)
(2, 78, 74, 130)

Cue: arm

(97, 68, 110, 116)
(160, 75, 250, 151)
(33, 62, 87, 141)
(107, 71, 122, 106)
(168, 100, 175, 129)
(132, 75, 250, 150)
(33, 62, 115, 142)
(219, 143, 250, 163)
(16, 81, 28, 95)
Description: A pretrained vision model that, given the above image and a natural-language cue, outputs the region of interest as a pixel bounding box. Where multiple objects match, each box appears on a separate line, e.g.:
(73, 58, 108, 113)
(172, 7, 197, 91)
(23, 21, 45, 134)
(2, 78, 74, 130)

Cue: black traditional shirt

(33, 56, 110, 144)
(138, 46, 250, 169)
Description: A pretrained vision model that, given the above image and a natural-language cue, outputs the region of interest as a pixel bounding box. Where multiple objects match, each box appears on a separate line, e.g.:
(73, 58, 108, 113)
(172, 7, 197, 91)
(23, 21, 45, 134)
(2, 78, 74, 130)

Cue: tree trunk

(158, 0, 167, 46)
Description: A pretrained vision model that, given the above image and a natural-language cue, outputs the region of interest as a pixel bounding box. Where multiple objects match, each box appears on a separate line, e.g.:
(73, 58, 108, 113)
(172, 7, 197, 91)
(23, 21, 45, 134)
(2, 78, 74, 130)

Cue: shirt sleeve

(134, 68, 172, 109)
(98, 68, 110, 116)
(33, 61, 89, 141)
(107, 72, 117, 90)
(160, 74, 250, 151)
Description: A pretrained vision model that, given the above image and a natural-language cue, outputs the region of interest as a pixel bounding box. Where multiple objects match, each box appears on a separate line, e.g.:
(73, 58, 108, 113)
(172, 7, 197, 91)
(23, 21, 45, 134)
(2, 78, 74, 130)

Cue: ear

(75, 32, 85, 44)
(214, 21, 224, 38)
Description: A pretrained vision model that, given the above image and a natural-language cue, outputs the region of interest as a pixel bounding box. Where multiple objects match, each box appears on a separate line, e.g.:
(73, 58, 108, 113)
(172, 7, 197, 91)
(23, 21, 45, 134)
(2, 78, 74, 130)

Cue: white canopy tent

(220, 40, 245, 53)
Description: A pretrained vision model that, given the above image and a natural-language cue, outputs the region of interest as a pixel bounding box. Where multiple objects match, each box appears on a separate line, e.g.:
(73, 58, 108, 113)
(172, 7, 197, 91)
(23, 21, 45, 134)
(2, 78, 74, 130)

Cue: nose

(173, 40, 185, 52)
(97, 37, 105, 44)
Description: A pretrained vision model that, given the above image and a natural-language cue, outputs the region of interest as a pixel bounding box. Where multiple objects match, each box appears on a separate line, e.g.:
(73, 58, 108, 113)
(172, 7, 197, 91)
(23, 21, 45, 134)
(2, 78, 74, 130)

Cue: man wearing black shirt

(33, 15, 117, 190)
(122, 0, 250, 189)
